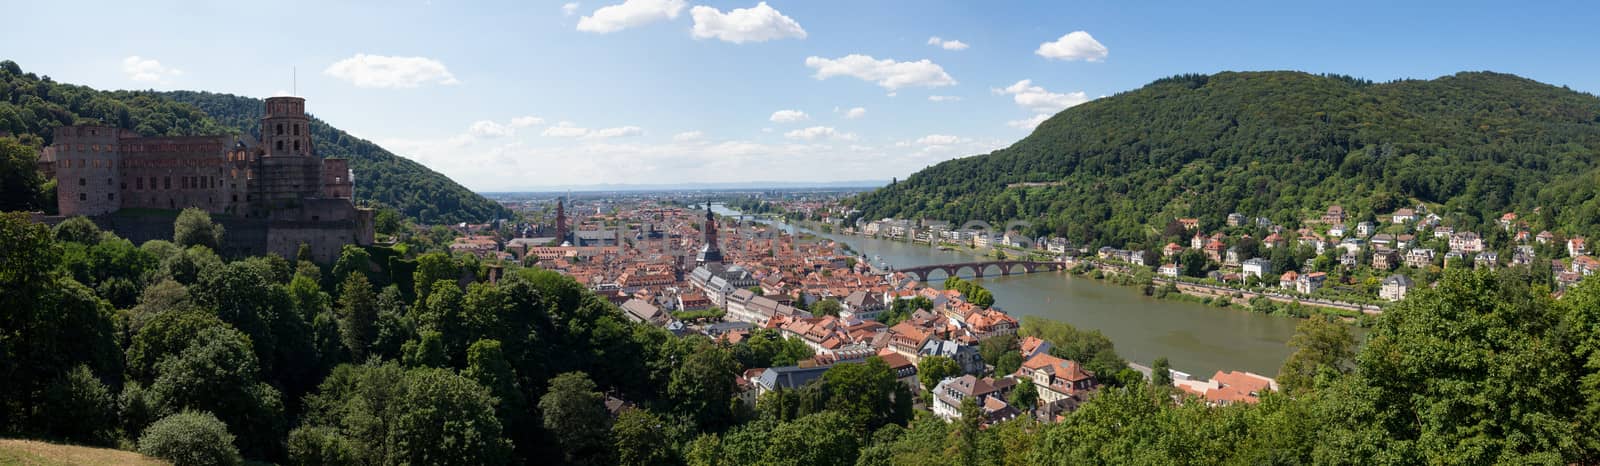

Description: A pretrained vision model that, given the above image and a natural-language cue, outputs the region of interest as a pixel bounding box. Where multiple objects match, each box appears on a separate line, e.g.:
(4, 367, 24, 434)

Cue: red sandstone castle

(38, 96, 374, 262)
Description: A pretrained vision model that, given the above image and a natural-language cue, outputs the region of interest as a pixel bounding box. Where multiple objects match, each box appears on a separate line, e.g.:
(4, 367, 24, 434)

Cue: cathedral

(37, 96, 374, 262)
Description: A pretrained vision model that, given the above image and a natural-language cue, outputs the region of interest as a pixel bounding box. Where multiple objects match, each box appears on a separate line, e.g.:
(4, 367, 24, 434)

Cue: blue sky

(4, 0, 1598, 191)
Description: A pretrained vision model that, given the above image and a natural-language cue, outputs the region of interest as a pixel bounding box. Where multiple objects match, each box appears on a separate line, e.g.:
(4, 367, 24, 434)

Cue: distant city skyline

(4, 0, 1598, 191)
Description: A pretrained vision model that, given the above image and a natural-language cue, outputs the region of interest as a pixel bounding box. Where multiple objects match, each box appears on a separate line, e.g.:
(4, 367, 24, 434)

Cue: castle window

(79, 193, 86, 201)
(106, 178, 112, 186)
(276, 124, 284, 136)
(294, 141, 300, 152)
(232, 194, 238, 202)
(137, 178, 143, 189)
(108, 193, 115, 201)
(276, 141, 284, 151)
(164, 177, 171, 190)
(78, 178, 85, 186)
(294, 124, 300, 136)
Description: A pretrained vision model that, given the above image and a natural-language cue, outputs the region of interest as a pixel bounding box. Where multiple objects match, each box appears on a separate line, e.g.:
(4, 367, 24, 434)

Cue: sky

(3, 0, 1599, 191)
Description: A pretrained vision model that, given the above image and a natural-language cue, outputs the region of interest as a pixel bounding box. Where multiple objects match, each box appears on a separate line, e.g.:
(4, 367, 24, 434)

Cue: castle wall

(49, 126, 122, 216)
(117, 136, 252, 215)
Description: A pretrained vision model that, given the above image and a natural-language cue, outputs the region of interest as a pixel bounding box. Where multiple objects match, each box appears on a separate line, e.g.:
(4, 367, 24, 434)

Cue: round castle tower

(51, 125, 123, 216)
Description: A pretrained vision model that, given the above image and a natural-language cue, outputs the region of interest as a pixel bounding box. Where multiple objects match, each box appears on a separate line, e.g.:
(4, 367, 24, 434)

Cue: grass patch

(0, 439, 167, 466)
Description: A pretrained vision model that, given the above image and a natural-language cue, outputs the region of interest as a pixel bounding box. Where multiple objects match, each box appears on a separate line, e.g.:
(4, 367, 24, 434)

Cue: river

(710, 205, 1302, 377)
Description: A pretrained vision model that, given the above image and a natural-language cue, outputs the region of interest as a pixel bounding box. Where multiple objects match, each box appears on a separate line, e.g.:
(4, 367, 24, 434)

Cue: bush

(287, 426, 358, 466)
(137, 411, 242, 466)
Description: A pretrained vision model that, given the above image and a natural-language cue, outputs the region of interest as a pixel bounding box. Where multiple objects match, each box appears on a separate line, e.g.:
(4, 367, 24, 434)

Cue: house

(921, 339, 985, 375)
(1019, 336, 1053, 360)
(1190, 232, 1206, 250)
(1449, 232, 1484, 253)
(1371, 233, 1395, 248)
(1396, 234, 1415, 249)
(1224, 247, 1243, 267)
(1295, 272, 1327, 294)
(972, 233, 991, 248)
(1047, 237, 1071, 254)
(1475, 251, 1499, 270)
(1278, 270, 1299, 290)
(1512, 246, 1536, 266)
(876, 350, 920, 393)
(1241, 258, 1272, 279)
(1263, 233, 1285, 249)
(1339, 252, 1359, 269)
(1159, 263, 1181, 278)
(841, 290, 886, 320)
(1163, 243, 1184, 258)
(1570, 237, 1588, 257)
(931, 375, 1019, 424)
(1017, 353, 1097, 406)
(1573, 255, 1600, 276)
(1356, 221, 1375, 237)
(1322, 206, 1347, 224)
(1204, 240, 1226, 263)
(620, 299, 671, 326)
(1328, 225, 1347, 238)
(1404, 248, 1435, 269)
(1226, 213, 1246, 227)
(1499, 212, 1518, 230)
(1391, 208, 1416, 224)
(1174, 371, 1278, 406)
(753, 365, 832, 396)
(1178, 218, 1201, 231)
(1371, 248, 1399, 271)
(1433, 226, 1454, 239)
(1537, 231, 1555, 245)
(1380, 275, 1414, 301)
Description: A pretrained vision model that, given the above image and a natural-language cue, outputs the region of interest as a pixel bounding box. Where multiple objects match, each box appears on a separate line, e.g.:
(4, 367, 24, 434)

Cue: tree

(1277, 317, 1356, 393)
(994, 352, 1024, 376)
(412, 252, 458, 302)
(670, 344, 739, 431)
(824, 357, 911, 434)
(1009, 378, 1039, 414)
(137, 411, 242, 466)
(1150, 357, 1174, 388)
(761, 412, 860, 466)
(336, 273, 378, 361)
(979, 334, 1018, 368)
(126, 310, 227, 383)
(1180, 249, 1209, 277)
(148, 326, 284, 460)
(812, 298, 843, 317)
(331, 245, 371, 286)
(0, 136, 44, 211)
(39, 364, 117, 446)
(612, 409, 674, 466)
(464, 339, 530, 457)
(52, 216, 101, 245)
(173, 208, 224, 251)
(918, 355, 962, 395)
(950, 397, 984, 466)
(388, 368, 511, 466)
(539, 372, 612, 465)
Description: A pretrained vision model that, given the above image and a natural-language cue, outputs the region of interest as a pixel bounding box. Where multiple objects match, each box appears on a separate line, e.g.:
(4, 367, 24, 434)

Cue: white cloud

(468, 120, 513, 138)
(1007, 114, 1051, 130)
(323, 54, 460, 88)
(769, 110, 810, 123)
(784, 126, 856, 141)
(122, 56, 182, 83)
(586, 126, 643, 139)
(843, 107, 867, 119)
(562, 2, 580, 16)
(543, 121, 591, 137)
(690, 2, 806, 44)
(916, 134, 968, 145)
(577, 0, 685, 33)
(541, 121, 642, 139)
(993, 79, 1089, 113)
(804, 54, 956, 90)
(928, 95, 961, 102)
(1035, 31, 1108, 62)
(926, 36, 969, 51)
(673, 130, 705, 142)
(510, 116, 545, 127)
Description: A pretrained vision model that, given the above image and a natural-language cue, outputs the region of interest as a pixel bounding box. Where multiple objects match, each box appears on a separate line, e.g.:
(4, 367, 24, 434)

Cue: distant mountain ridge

(850, 71, 1600, 247)
(0, 60, 507, 223)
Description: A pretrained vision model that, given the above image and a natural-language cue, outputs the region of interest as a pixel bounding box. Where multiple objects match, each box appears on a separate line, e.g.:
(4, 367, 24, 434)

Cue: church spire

(697, 200, 723, 265)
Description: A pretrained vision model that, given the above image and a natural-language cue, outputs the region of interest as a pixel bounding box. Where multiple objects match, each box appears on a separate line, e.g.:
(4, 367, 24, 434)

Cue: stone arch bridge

(892, 260, 1065, 283)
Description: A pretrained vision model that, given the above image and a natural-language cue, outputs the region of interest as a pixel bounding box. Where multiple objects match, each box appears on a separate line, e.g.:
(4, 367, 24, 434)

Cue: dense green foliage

(0, 60, 506, 223)
(853, 71, 1600, 247)
(136, 411, 242, 466)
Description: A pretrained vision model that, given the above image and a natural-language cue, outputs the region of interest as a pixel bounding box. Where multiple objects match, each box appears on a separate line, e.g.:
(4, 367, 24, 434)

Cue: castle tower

(262, 96, 311, 157)
(697, 201, 723, 264)
(50, 126, 123, 216)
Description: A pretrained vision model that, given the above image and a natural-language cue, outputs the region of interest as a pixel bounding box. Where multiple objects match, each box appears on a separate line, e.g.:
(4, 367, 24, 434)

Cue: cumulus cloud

(926, 36, 969, 51)
(122, 56, 182, 83)
(468, 120, 513, 138)
(784, 126, 855, 141)
(510, 116, 545, 127)
(673, 130, 705, 142)
(927, 95, 961, 102)
(769, 110, 810, 123)
(541, 121, 642, 139)
(323, 54, 460, 88)
(916, 134, 968, 145)
(690, 2, 806, 43)
(1036, 31, 1108, 62)
(1007, 114, 1051, 130)
(843, 107, 867, 119)
(993, 79, 1089, 113)
(562, 2, 579, 15)
(577, 0, 686, 33)
(804, 54, 956, 90)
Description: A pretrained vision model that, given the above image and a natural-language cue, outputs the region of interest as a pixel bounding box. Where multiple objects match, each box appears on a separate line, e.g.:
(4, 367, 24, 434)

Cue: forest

(5, 205, 1600, 465)
(850, 71, 1600, 249)
(0, 60, 508, 224)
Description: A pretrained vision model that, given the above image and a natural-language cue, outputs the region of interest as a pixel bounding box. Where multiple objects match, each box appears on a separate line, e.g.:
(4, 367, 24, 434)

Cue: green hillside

(850, 71, 1600, 247)
(0, 60, 507, 223)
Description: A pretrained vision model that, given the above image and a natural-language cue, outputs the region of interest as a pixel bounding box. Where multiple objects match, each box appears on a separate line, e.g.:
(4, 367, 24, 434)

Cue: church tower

(262, 97, 312, 157)
(554, 197, 569, 243)
(697, 201, 723, 264)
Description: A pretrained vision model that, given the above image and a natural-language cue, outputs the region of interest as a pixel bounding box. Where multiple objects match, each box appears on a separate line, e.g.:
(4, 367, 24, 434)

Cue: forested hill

(0, 60, 507, 223)
(850, 71, 1600, 247)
